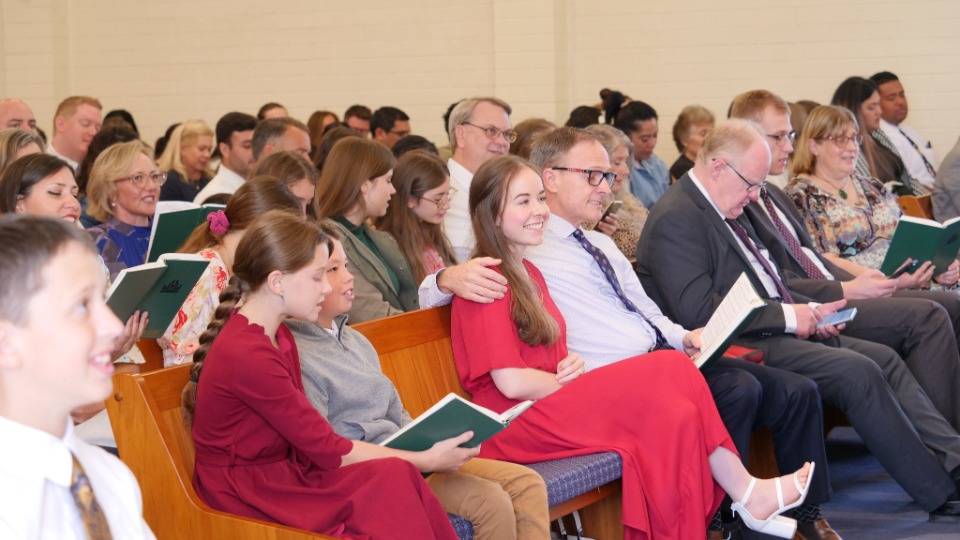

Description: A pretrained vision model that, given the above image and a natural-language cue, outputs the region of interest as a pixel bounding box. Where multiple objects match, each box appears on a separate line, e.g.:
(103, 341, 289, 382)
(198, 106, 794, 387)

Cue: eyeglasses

(117, 171, 167, 187)
(715, 159, 765, 193)
(818, 134, 863, 148)
(462, 122, 517, 144)
(551, 167, 617, 187)
(421, 188, 457, 207)
(765, 131, 797, 147)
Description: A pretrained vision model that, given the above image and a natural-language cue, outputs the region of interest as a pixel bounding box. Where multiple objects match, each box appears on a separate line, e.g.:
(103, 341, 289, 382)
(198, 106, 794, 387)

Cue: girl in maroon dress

(182, 210, 456, 540)
(450, 155, 813, 540)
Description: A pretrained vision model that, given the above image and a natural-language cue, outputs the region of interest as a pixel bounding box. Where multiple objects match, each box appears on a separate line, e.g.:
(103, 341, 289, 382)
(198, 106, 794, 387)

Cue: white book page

(698, 273, 765, 365)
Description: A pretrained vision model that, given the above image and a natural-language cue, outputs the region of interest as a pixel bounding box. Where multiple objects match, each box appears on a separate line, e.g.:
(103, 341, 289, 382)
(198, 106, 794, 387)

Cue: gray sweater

(287, 316, 412, 444)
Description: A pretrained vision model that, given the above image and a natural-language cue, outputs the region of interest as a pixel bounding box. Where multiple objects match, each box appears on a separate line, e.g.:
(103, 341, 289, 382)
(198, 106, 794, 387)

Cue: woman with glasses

(786, 105, 959, 290)
(86, 140, 166, 280)
(831, 77, 921, 197)
(377, 150, 460, 285)
(314, 137, 420, 323)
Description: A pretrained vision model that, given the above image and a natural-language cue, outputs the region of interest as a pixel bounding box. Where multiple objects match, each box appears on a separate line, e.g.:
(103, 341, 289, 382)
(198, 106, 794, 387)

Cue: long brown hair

(177, 176, 303, 254)
(181, 210, 331, 426)
(469, 155, 558, 346)
(248, 151, 319, 218)
(313, 137, 395, 219)
(377, 151, 458, 283)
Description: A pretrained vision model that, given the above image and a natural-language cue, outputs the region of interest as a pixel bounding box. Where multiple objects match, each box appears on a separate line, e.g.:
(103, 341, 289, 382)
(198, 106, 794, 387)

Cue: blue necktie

(571, 228, 667, 350)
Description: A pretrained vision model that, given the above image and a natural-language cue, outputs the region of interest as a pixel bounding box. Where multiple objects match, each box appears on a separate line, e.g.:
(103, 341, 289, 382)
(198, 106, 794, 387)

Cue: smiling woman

(86, 140, 163, 280)
(0, 154, 80, 222)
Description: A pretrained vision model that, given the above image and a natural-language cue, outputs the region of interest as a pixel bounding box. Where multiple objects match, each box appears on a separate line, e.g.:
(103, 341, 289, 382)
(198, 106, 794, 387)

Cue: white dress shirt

(880, 119, 937, 187)
(443, 157, 475, 262)
(419, 213, 691, 372)
(46, 144, 79, 172)
(194, 165, 245, 204)
(688, 171, 798, 332)
(0, 416, 154, 540)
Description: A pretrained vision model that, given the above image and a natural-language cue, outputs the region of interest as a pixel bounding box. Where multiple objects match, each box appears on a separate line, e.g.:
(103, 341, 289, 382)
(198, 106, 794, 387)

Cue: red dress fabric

(451, 261, 736, 540)
(192, 312, 456, 540)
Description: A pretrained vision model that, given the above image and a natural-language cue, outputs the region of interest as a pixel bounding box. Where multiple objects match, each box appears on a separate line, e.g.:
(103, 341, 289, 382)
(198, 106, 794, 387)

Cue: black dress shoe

(930, 500, 960, 523)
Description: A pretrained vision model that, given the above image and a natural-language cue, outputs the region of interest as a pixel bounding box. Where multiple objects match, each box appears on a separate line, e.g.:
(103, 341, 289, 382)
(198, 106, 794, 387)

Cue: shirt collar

(545, 212, 578, 238)
(447, 157, 474, 191)
(0, 416, 75, 486)
(687, 169, 726, 221)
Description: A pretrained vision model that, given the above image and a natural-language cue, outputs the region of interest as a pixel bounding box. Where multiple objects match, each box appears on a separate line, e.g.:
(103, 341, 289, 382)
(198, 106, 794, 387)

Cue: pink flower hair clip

(207, 210, 230, 235)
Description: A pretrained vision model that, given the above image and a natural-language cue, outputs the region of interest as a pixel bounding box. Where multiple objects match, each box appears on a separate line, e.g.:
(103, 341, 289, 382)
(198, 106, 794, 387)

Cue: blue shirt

(628, 155, 670, 208)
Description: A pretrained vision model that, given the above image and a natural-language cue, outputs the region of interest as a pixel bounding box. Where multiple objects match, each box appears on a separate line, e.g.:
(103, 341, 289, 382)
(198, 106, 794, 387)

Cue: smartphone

(887, 259, 919, 279)
(817, 307, 858, 328)
(599, 200, 623, 223)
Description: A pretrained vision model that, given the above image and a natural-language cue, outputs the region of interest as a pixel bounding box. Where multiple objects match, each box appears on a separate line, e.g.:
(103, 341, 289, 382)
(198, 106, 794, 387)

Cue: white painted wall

(2, 0, 958, 164)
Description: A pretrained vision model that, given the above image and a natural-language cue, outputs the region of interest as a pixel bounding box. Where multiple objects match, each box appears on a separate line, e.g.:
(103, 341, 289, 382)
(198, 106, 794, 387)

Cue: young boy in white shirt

(0, 215, 154, 539)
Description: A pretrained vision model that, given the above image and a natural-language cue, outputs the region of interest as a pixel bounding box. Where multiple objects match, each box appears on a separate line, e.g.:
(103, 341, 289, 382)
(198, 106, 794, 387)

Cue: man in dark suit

(729, 90, 960, 432)
(636, 120, 960, 525)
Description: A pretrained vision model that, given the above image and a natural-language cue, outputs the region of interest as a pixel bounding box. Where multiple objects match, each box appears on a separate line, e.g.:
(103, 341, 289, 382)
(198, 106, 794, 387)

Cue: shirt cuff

(782, 304, 797, 334)
(418, 271, 454, 308)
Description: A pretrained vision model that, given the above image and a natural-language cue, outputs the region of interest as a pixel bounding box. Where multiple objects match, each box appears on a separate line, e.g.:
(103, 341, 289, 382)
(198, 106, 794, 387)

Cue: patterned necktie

(725, 218, 795, 304)
(570, 228, 666, 350)
(758, 190, 827, 280)
(897, 126, 938, 177)
(71, 454, 113, 540)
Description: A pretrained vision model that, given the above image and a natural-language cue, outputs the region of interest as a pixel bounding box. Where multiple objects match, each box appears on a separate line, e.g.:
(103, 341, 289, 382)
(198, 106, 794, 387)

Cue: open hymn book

(380, 393, 534, 451)
(695, 272, 767, 370)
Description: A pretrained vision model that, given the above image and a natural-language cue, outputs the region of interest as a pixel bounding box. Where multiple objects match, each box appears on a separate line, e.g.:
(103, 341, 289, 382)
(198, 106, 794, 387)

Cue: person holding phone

(583, 124, 650, 259)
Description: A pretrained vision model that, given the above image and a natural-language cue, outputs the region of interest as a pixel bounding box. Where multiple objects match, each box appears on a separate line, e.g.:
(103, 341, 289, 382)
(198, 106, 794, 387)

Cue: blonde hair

(86, 140, 153, 221)
(157, 120, 215, 181)
(790, 105, 858, 177)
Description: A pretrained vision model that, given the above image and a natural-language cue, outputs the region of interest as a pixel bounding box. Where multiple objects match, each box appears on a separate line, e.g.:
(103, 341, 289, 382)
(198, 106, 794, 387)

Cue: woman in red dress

(451, 155, 813, 540)
(182, 210, 457, 540)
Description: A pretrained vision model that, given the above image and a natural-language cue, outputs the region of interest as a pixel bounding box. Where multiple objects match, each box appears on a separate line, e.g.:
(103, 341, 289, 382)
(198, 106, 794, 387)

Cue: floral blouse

(158, 248, 228, 367)
(786, 174, 901, 270)
(584, 191, 649, 260)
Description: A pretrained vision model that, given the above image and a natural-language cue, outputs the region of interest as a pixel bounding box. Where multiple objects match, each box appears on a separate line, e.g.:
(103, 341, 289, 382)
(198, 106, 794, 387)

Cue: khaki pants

(426, 458, 549, 540)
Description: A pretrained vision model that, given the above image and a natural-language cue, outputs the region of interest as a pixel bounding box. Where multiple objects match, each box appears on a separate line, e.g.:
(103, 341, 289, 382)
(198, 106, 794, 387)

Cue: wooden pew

(354, 306, 625, 539)
(898, 194, 934, 219)
(106, 366, 336, 540)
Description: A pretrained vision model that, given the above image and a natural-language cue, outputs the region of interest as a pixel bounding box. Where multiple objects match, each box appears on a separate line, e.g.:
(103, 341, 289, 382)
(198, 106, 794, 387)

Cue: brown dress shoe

(795, 518, 842, 540)
(706, 530, 726, 540)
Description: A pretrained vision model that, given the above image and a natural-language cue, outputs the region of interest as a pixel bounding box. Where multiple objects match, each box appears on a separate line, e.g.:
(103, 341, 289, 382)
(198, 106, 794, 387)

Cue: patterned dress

(786, 174, 900, 269)
(158, 248, 229, 366)
(86, 217, 151, 281)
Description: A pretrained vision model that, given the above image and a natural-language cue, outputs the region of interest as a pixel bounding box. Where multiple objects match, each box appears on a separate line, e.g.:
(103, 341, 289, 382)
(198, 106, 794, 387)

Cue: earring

(280, 293, 285, 306)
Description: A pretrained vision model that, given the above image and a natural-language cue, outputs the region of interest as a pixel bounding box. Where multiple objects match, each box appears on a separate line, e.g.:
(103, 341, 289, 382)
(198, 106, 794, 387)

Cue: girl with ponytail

(182, 210, 457, 539)
(159, 177, 301, 366)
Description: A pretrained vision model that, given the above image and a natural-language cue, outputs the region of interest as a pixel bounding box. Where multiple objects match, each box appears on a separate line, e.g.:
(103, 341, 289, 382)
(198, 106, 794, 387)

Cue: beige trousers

(426, 458, 550, 540)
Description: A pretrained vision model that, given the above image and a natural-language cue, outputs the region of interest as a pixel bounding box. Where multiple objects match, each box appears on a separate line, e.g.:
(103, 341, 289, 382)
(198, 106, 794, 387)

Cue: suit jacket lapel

(678, 176, 776, 299)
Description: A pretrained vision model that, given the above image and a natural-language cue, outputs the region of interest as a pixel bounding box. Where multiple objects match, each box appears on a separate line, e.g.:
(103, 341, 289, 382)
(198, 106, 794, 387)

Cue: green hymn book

(880, 215, 960, 277)
(380, 394, 534, 451)
(106, 253, 211, 339)
(146, 201, 226, 263)
(697, 272, 766, 371)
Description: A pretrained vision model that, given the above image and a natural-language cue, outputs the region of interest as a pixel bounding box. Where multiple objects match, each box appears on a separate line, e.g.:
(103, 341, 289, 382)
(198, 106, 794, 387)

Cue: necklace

(837, 176, 849, 200)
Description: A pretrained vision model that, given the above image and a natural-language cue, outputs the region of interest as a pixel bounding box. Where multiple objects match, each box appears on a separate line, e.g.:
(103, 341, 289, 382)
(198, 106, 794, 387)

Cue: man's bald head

(0, 99, 38, 134)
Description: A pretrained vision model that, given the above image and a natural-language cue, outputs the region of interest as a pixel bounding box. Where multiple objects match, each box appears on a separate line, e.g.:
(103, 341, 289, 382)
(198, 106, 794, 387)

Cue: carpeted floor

(744, 427, 960, 539)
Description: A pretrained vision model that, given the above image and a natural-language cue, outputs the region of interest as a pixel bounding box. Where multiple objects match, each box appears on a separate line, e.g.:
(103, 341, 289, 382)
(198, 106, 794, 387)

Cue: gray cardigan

(287, 316, 411, 443)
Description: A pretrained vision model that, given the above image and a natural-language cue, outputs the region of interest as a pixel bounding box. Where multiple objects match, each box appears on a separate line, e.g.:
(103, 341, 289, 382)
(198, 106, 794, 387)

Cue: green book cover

(106, 254, 211, 339)
(146, 202, 225, 263)
(380, 394, 534, 451)
(880, 216, 960, 276)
